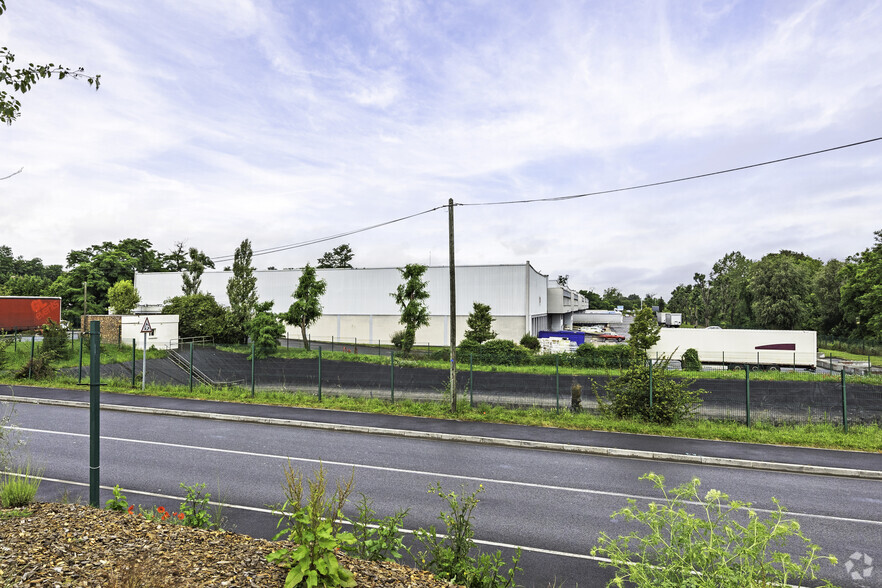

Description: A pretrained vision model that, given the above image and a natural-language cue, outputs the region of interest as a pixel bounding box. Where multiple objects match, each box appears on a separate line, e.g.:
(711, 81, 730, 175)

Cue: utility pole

(448, 198, 457, 412)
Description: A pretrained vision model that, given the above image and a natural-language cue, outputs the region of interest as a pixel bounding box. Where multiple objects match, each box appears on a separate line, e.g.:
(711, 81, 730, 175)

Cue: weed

(591, 472, 839, 587)
(0, 461, 43, 508)
(105, 484, 129, 511)
(268, 461, 357, 588)
(344, 493, 409, 562)
(414, 483, 521, 588)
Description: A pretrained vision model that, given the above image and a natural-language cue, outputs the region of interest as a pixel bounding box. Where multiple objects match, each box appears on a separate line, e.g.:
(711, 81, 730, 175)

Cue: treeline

(665, 230, 882, 340)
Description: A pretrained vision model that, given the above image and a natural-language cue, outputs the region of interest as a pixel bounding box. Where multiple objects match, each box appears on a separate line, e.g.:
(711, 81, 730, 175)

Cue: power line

(211, 204, 448, 262)
(213, 135, 882, 263)
(458, 136, 882, 207)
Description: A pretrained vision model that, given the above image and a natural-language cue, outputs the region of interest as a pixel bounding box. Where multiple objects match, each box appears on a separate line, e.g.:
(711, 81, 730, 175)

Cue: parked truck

(656, 312, 682, 327)
(647, 328, 817, 370)
(0, 296, 62, 332)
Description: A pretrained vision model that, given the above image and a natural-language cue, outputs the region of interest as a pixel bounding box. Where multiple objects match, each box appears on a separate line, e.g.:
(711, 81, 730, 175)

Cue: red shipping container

(0, 296, 62, 331)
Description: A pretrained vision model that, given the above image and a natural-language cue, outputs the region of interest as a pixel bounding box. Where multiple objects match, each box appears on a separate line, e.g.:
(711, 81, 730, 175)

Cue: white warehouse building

(134, 262, 589, 346)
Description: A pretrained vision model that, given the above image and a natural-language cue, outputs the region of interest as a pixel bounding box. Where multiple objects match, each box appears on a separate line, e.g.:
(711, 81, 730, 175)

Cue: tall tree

(226, 239, 258, 334)
(839, 230, 882, 339)
(164, 242, 189, 271)
(750, 252, 813, 330)
(317, 244, 354, 269)
(708, 251, 753, 328)
(181, 248, 215, 296)
(811, 259, 848, 336)
(692, 273, 712, 327)
(0, 274, 50, 296)
(463, 302, 497, 344)
(1, 0, 100, 125)
(284, 264, 326, 351)
(391, 264, 430, 353)
(629, 306, 661, 359)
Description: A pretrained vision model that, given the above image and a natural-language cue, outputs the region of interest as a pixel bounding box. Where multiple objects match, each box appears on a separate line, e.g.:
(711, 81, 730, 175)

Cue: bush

(575, 343, 630, 369)
(14, 354, 54, 380)
(595, 355, 706, 425)
(591, 473, 839, 587)
(519, 334, 539, 351)
(681, 347, 702, 371)
(458, 339, 533, 366)
(390, 330, 405, 351)
(40, 319, 69, 360)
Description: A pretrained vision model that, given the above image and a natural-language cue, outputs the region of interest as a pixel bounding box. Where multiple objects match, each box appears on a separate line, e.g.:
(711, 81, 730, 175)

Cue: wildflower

(156, 506, 166, 514)
(177, 513, 185, 520)
(127, 505, 134, 514)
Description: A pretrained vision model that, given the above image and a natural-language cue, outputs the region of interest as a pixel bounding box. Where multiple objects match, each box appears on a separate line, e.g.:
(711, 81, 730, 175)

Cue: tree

(107, 279, 140, 314)
(317, 244, 354, 269)
(839, 229, 882, 339)
(391, 264, 430, 353)
(578, 289, 607, 310)
(181, 248, 215, 296)
(556, 275, 569, 287)
(284, 264, 326, 351)
(692, 273, 711, 327)
(246, 301, 284, 359)
(164, 242, 189, 271)
(708, 251, 753, 328)
(750, 252, 814, 330)
(0, 274, 50, 296)
(463, 302, 497, 344)
(628, 306, 661, 359)
(162, 293, 236, 343)
(226, 239, 258, 336)
(1, 0, 100, 125)
(811, 259, 848, 336)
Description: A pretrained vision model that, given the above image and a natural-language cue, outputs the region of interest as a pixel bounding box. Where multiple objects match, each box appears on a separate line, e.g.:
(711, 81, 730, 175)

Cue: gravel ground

(0, 503, 460, 587)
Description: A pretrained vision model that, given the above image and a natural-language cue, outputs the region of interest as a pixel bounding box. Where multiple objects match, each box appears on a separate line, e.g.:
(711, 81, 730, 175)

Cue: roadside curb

(3, 394, 880, 481)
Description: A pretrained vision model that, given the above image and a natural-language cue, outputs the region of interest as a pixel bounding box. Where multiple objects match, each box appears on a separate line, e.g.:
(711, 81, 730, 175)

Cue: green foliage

(247, 301, 284, 359)
(390, 330, 405, 351)
(104, 485, 129, 511)
(107, 279, 140, 314)
(0, 461, 42, 508)
(0, 0, 100, 125)
(0, 274, 50, 296)
(463, 302, 497, 344)
(317, 244, 354, 269)
(519, 334, 539, 351)
(628, 307, 661, 358)
(392, 264, 430, 353)
(458, 339, 533, 366)
(840, 229, 882, 340)
(177, 482, 216, 529)
(596, 355, 706, 425)
(0, 336, 11, 374)
(40, 319, 69, 360)
(750, 252, 816, 330)
(591, 472, 839, 588)
(414, 483, 521, 588)
(283, 264, 327, 352)
(14, 353, 54, 380)
(574, 343, 630, 369)
(181, 247, 215, 296)
(269, 462, 356, 588)
(343, 493, 409, 562)
(226, 239, 258, 337)
(681, 348, 702, 371)
(162, 293, 238, 343)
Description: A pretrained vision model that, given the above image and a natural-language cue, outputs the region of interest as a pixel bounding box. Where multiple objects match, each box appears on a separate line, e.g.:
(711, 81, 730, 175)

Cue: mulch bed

(0, 503, 460, 587)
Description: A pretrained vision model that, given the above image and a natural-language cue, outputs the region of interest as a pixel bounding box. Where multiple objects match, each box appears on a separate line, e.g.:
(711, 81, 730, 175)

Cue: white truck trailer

(656, 312, 682, 327)
(647, 328, 817, 370)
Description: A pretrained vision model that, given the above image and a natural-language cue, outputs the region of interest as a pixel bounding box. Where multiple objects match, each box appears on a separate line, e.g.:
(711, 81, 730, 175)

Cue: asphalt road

(2, 392, 880, 587)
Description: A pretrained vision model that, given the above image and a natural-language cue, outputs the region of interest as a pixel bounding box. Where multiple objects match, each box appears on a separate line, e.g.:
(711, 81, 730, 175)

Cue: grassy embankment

(1, 340, 880, 453)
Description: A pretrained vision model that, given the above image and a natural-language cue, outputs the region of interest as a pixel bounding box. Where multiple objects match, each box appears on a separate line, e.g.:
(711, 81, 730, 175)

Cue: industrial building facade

(134, 262, 588, 346)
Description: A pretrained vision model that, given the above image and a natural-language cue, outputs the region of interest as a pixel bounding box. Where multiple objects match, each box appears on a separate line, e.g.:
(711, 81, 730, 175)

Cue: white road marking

(14, 426, 882, 527)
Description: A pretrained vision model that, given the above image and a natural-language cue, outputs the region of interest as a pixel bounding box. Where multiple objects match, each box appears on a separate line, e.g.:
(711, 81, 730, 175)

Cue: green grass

(820, 346, 882, 366)
(1, 342, 881, 453)
(0, 462, 43, 508)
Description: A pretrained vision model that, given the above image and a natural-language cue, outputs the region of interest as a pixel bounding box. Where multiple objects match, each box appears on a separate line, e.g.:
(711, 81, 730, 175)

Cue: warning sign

(140, 317, 153, 333)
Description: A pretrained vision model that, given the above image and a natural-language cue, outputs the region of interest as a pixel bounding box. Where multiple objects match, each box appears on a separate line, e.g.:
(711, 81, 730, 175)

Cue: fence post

(251, 342, 255, 398)
(318, 348, 322, 401)
(189, 342, 194, 393)
(331, 336, 334, 352)
(131, 339, 136, 388)
(469, 353, 474, 408)
(648, 359, 653, 408)
(88, 320, 101, 508)
(841, 369, 848, 432)
(390, 351, 395, 403)
(354, 337, 357, 353)
(70, 329, 74, 351)
(29, 334, 35, 379)
(745, 365, 751, 428)
(13, 329, 17, 351)
(79, 335, 84, 383)
(555, 355, 560, 413)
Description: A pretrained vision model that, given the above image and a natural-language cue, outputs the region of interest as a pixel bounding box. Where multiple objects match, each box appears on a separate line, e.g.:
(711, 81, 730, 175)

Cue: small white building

(134, 262, 589, 346)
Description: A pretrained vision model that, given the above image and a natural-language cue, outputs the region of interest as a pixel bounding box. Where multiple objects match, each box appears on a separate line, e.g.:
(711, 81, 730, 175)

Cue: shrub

(344, 493, 409, 562)
(391, 330, 405, 350)
(681, 347, 702, 371)
(40, 319, 69, 360)
(519, 334, 539, 351)
(414, 483, 521, 588)
(458, 339, 532, 366)
(14, 353, 54, 380)
(575, 343, 630, 369)
(268, 461, 357, 588)
(591, 472, 839, 587)
(0, 461, 43, 508)
(595, 355, 705, 424)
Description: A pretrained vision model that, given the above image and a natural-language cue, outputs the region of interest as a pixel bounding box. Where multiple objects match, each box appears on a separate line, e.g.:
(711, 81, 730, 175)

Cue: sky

(2, 0, 881, 300)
